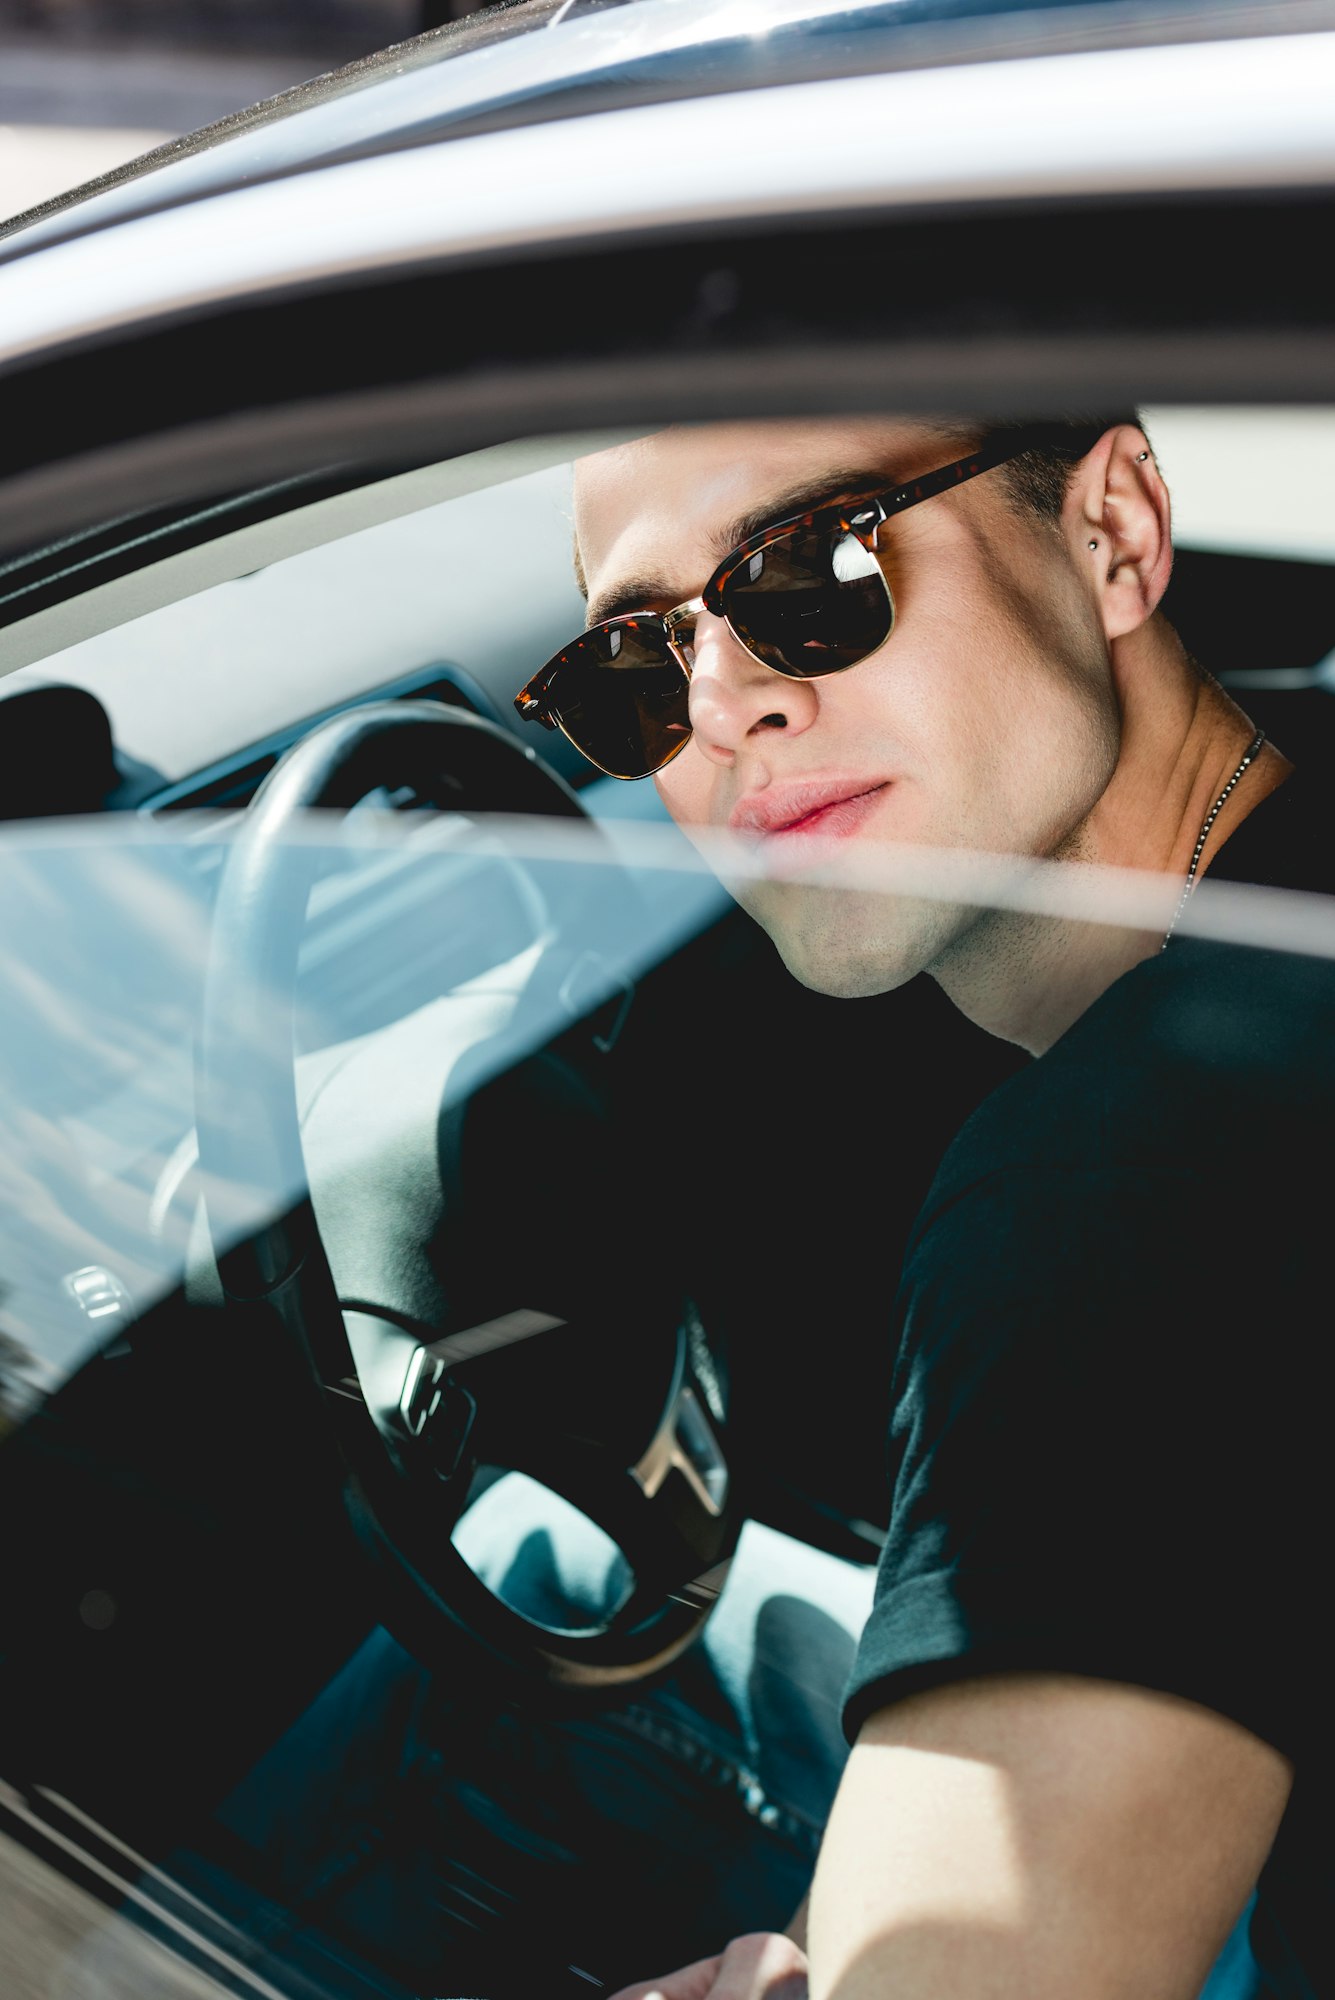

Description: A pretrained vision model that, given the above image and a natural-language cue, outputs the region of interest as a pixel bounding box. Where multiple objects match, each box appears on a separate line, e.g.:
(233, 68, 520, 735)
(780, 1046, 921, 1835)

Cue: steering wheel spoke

(397, 1307, 568, 1484)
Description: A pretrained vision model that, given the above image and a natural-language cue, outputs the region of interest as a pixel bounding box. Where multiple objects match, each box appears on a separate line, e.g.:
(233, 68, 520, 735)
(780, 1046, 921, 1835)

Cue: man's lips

(728, 779, 891, 840)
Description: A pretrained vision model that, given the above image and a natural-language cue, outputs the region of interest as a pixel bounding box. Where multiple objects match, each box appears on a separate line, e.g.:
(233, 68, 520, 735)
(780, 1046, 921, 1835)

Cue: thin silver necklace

(1161, 729, 1266, 950)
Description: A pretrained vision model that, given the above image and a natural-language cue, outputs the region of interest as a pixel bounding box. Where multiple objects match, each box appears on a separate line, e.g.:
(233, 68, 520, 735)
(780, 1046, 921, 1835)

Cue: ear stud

(1136, 450, 1150, 461)
(1088, 539, 1099, 550)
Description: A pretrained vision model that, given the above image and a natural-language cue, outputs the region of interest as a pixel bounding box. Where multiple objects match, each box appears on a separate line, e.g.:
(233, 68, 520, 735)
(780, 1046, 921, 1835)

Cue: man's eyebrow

(717, 467, 894, 564)
(581, 466, 895, 628)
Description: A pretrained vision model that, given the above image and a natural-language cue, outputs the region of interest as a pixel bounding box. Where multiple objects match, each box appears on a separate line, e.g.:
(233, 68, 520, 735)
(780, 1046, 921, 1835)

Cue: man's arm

(808, 1671, 1291, 2000)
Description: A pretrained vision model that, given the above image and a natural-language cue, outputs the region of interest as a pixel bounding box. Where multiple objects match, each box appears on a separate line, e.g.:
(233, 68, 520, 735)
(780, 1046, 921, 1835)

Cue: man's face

(573, 419, 1121, 997)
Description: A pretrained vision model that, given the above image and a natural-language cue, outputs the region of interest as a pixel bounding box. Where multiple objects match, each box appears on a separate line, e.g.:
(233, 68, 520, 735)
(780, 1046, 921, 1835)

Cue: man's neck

(929, 625, 1292, 1055)
(930, 903, 1145, 1057)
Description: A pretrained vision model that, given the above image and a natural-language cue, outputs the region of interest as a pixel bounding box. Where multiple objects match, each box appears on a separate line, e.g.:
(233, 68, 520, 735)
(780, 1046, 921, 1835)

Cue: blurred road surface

(0, 36, 336, 225)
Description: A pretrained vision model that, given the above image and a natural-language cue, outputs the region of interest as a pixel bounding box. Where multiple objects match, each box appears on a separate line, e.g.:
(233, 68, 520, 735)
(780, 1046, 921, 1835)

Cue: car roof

(3, 0, 1331, 260)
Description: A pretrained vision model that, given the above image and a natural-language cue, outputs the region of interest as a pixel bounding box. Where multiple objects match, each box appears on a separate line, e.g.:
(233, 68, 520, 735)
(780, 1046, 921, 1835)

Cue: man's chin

(779, 949, 917, 999)
(740, 884, 956, 999)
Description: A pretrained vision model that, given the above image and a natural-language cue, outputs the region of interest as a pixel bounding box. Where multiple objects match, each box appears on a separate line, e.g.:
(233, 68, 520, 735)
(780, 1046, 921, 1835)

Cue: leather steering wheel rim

(194, 699, 740, 1695)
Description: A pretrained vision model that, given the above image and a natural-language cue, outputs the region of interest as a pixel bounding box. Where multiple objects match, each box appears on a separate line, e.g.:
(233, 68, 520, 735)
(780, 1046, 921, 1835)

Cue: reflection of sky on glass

(0, 839, 200, 1398)
(3, 805, 1333, 1422)
(0, 815, 726, 1413)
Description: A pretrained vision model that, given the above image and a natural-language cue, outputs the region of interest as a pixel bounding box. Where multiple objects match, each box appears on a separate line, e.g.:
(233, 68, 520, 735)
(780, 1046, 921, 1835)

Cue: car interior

(2, 0, 1334, 1981)
(1, 388, 1333, 1998)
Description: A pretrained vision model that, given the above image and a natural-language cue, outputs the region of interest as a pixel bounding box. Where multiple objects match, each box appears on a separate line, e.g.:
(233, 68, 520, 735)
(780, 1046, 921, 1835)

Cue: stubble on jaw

(750, 723, 1123, 1011)
(915, 556, 1123, 1033)
(736, 876, 983, 1000)
(921, 764, 1137, 1049)
(741, 695, 1122, 1010)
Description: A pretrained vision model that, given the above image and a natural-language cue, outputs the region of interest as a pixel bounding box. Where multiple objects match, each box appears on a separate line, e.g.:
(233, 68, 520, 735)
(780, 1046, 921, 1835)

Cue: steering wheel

(194, 700, 740, 1696)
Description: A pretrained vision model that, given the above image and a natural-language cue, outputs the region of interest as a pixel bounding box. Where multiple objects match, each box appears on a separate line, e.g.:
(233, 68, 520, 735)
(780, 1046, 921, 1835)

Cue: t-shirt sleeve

(842, 1158, 1312, 1758)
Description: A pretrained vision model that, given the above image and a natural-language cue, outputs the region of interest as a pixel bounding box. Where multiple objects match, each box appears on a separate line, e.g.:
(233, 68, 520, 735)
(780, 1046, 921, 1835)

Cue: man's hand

(607, 1931, 808, 2000)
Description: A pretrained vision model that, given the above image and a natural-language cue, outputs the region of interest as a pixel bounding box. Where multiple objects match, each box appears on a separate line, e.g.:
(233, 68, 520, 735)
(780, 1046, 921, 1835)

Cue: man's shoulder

(921, 930, 1335, 1236)
(915, 769, 1335, 1232)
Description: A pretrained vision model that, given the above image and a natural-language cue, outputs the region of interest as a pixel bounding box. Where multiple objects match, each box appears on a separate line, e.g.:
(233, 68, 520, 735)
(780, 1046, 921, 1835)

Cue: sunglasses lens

(723, 526, 892, 678)
(547, 621, 691, 779)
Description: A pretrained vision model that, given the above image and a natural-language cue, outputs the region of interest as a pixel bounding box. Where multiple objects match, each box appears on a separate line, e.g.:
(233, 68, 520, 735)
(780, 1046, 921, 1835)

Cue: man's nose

(685, 611, 818, 766)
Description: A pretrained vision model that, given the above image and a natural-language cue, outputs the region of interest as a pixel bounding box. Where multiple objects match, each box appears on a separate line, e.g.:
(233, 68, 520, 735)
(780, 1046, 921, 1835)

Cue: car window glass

(2, 398, 1334, 2000)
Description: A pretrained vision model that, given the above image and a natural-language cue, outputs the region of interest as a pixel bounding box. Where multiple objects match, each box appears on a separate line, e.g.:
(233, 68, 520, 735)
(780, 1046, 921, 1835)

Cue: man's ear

(1065, 425, 1173, 641)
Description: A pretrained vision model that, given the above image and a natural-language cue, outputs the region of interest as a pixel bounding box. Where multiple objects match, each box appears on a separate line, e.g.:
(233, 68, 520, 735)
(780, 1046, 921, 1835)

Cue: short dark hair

(980, 412, 1146, 528)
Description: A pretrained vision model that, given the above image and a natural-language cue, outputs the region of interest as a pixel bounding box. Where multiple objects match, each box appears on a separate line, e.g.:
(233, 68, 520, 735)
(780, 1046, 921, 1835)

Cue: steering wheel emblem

(632, 1380, 729, 1520)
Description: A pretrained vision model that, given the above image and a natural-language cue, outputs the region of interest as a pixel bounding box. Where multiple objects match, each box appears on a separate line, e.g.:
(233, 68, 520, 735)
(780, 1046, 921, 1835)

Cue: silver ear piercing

(1088, 539, 1099, 550)
(1136, 450, 1150, 461)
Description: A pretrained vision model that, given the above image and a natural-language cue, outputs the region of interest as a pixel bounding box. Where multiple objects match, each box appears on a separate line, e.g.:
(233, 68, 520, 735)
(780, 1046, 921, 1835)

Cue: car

(1, 1, 1333, 1995)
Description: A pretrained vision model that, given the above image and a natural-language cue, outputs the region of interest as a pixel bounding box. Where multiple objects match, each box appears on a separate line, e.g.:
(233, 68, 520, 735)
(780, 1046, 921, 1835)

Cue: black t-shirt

(842, 771, 1333, 1998)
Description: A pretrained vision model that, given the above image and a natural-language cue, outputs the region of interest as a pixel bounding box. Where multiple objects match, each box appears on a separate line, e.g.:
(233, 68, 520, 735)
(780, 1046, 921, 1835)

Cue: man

(512, 412, 1330, 1997)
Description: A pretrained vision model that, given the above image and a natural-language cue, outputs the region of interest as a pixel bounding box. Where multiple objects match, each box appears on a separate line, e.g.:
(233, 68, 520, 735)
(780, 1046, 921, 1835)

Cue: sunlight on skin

(808, 1676, 1291, 2000)
(821, 1742, 1024, 1938)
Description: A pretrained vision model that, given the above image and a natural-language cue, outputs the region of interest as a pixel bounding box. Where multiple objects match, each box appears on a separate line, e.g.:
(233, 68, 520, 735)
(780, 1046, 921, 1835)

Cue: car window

(3, 395, 1334, 2000)
(0, 405, 1328, 1411)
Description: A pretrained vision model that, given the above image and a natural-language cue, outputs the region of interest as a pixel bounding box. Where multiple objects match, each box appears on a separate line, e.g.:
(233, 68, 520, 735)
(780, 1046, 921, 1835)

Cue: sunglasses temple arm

(871, 434, 1032, 524)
